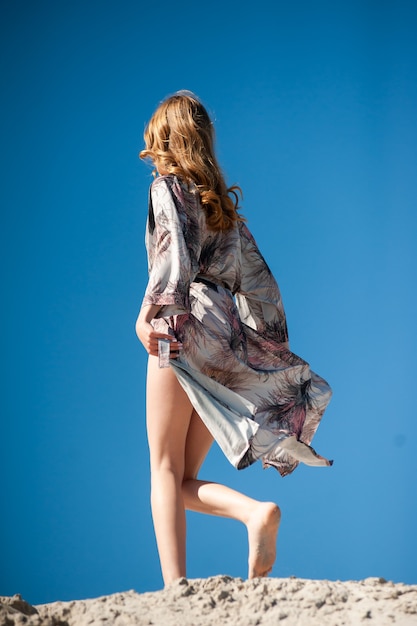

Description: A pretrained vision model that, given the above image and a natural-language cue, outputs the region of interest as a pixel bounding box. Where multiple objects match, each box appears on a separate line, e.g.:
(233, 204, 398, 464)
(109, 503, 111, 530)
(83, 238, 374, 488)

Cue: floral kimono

(141, 175, 332, 477)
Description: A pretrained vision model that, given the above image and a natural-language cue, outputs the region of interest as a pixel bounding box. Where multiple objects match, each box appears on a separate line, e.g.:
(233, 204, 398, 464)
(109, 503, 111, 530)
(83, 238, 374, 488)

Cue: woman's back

(145, 174, 242, 298)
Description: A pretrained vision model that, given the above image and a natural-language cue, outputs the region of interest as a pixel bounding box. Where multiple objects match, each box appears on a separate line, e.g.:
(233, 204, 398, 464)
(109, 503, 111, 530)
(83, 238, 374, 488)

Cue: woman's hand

(135, 306, 182, 358)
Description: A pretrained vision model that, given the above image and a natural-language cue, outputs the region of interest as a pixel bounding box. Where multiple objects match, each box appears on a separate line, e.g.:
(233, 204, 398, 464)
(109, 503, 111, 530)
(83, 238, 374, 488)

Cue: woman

(135, 91, 332, 586)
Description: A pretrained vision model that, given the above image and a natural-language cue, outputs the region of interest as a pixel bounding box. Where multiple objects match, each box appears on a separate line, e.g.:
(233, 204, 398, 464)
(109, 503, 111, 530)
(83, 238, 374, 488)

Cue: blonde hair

(139, 91, 243, 231)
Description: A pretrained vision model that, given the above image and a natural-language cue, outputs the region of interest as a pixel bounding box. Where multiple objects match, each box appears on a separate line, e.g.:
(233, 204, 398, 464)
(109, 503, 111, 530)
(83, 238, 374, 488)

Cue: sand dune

(2, 575, 417, 625)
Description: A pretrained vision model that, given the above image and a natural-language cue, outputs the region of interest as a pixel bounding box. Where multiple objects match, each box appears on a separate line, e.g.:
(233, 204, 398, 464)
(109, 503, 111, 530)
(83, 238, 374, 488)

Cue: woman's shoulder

(150, 174, 175, 192)
(149, 175, 200, 220)
(150, 174, 190, 192)
(150, 175, 199, 208)
(238, 219, 252, 240)
(149, 176, 180, 208)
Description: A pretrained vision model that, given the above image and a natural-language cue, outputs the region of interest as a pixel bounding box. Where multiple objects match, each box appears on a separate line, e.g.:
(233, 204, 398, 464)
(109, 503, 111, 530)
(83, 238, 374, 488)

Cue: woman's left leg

(146, 356, 196, 585)
(182, 411, 281, 577)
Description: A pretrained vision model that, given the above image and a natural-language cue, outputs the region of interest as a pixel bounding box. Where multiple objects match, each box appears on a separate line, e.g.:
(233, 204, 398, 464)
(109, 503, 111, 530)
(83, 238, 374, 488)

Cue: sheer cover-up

(141, 175, 332, 477)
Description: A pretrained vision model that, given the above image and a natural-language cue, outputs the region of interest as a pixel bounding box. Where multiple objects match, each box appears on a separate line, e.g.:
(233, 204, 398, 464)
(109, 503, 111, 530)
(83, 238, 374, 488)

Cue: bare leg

(147, 357, 280, 583)
(183, 411, 281, 578)
(146, 356, 195, 584)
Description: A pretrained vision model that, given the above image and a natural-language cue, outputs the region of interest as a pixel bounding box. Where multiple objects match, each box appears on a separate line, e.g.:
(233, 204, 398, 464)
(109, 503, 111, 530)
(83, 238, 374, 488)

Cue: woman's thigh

(146, 355, 195, 473)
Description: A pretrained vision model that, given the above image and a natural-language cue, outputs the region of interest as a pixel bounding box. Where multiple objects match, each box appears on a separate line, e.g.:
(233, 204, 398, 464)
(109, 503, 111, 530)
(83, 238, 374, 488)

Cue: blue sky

(1, 0, 416, 605)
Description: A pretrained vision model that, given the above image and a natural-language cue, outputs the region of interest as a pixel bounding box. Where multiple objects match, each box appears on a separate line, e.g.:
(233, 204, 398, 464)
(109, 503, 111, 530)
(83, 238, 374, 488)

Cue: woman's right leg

(182, 411, 281, 578)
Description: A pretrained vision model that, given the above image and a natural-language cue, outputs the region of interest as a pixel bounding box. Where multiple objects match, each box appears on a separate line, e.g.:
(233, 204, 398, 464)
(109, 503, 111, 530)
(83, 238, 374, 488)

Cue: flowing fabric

(141, 175, 332, 477)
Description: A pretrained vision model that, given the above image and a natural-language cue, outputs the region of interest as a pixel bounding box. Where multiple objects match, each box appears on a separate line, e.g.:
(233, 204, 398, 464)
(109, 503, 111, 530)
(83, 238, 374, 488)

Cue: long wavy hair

(139, 91, 244, 231)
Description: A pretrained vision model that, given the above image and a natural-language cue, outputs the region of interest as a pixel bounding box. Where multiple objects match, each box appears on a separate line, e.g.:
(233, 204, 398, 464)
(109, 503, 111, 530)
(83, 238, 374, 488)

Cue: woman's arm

(135, 304, 182, 357)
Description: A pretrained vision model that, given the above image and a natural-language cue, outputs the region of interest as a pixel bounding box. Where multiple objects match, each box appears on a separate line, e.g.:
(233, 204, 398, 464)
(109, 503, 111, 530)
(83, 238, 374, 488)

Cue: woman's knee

(150, 457, 185, 484)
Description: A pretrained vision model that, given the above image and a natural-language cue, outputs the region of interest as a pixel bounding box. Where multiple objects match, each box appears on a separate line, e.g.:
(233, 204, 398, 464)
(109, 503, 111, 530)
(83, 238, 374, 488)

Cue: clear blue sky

(1, 0, 416, 605)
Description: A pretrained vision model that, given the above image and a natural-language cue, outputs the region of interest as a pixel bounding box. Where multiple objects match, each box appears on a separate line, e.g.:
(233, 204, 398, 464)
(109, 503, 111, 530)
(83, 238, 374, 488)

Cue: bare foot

(247, 502, 281, 578)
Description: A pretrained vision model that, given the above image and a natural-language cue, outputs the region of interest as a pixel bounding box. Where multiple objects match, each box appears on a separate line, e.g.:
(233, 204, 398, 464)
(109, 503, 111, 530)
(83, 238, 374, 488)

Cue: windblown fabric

(141, 175, 332, 477)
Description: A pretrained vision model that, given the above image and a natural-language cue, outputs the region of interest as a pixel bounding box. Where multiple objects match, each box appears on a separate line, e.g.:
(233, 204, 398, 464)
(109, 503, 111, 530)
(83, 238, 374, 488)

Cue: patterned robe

(141, 175, 332, 476)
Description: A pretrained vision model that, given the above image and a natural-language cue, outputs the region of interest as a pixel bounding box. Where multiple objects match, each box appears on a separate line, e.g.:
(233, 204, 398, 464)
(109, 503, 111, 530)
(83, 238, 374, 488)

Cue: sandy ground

(1, 575, 417, 626)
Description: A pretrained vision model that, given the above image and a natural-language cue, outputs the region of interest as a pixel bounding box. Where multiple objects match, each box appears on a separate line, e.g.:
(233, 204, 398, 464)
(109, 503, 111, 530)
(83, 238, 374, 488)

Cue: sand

(1, 575, 417, 626)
